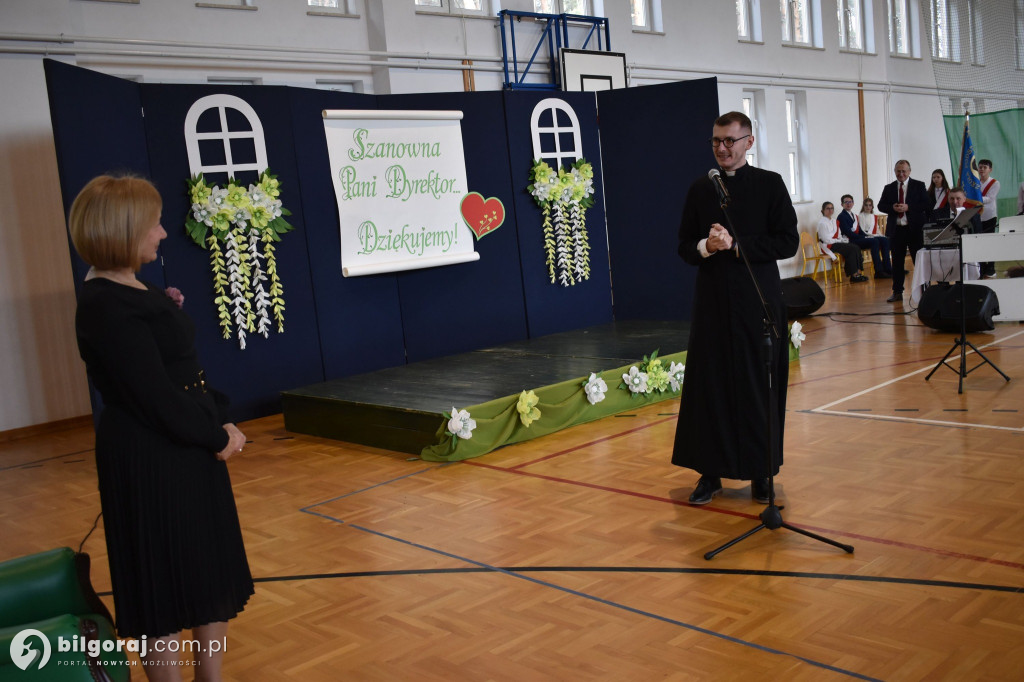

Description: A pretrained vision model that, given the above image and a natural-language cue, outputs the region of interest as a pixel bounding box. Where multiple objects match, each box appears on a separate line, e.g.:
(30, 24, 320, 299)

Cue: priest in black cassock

(671, 111, 800, 506)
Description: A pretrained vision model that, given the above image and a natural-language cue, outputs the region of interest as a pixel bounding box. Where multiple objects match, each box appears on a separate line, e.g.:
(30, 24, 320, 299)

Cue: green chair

(0, 547, 129, 681)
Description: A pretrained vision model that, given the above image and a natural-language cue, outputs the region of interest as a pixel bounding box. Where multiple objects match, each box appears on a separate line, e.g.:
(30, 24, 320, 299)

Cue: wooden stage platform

(281, 320, 690, 455)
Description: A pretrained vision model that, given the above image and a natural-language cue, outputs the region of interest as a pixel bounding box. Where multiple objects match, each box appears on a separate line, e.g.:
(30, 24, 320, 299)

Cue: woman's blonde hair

(69, 175, 162, 270)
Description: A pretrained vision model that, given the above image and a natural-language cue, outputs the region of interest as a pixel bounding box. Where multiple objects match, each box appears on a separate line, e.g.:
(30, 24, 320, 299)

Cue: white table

(961, 232, 1024, 321)
(909, 248, 980, 307)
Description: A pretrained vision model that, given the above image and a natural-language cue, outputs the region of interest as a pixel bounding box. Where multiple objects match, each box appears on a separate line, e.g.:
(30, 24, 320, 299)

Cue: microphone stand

(924, 223, 1009, 393)
(703, 179, 854, 560)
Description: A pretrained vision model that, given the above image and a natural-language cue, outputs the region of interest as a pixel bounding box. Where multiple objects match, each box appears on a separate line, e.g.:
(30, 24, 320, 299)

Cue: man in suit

(878, 160, 929, 303)
(837, 194, 892, 278)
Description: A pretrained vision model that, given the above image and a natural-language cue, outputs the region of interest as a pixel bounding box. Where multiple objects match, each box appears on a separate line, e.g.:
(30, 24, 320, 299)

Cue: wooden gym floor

(2, 272, 1023, 681)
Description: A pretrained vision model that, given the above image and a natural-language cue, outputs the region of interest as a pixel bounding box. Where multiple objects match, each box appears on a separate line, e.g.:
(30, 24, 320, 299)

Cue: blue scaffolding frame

(498, 10, 612, 91)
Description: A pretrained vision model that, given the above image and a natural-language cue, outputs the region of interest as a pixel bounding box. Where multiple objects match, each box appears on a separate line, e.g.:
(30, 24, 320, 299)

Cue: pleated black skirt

(95, 405, 254, 639)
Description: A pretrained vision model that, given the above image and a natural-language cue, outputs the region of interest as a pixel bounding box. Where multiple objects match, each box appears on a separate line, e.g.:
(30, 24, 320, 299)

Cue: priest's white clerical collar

(725, 170, 737, 177)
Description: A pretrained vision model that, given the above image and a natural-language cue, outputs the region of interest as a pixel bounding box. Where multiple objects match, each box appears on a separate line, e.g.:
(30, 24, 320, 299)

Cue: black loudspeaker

(917, 283, 999, 332)
(781, 277, 825, 319)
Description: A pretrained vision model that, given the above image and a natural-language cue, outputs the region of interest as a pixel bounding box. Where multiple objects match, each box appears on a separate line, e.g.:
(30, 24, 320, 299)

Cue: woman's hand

(216, 423, 246, 461)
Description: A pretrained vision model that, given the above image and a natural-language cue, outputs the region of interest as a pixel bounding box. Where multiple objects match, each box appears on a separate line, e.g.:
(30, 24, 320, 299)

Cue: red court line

(510, 416, 677, 470)
(465, 461, 1024, 571)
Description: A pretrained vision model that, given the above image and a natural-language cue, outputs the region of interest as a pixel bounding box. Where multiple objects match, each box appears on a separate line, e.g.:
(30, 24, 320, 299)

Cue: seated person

(944, 186, 982, 233)
(837, 194, 892, 278)
(817, 201, 867, 282)
(927, 169, 952, 223)
(859, 197, 886, 235)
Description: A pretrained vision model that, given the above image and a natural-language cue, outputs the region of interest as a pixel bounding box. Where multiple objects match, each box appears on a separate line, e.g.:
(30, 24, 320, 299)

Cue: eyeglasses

(709, 135, 751, 149)
(842, 200, 854, 205)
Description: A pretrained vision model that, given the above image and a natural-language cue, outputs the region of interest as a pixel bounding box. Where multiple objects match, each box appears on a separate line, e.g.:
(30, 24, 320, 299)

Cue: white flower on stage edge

(583, 372, 608, 405)
(668, 361, 686, 392)
(447, 407, 476, 440)
(790, 321, 806, 349)
(622, 366, 648, 394)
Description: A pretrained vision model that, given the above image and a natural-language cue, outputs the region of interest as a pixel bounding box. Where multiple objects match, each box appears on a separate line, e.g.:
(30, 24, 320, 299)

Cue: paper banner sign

(460, 192, 505, 239)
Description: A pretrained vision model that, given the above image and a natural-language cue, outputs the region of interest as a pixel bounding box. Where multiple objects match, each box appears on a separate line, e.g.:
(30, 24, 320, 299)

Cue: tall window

(784, 91, 808, 201)
(837, 0, 867, 51)
(535, 0, 592, 14)
(741, 89, 765, 167)
(737, 0, 760, 40)
(929, 0, 957, 61)
(967, 0, 984, 65)
(889, 0, 913, 55)
(1016, 0, 1024, 69)
(781, 0, 814, 45)
(416, 0, 486, 15)
(631, 0, 650, 29)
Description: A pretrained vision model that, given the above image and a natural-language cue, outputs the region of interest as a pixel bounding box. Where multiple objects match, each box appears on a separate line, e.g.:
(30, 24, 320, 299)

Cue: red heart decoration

(460, 192, 505, 240)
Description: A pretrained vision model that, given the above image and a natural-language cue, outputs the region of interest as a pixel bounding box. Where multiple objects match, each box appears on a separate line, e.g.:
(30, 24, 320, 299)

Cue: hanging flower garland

(185, 170, 294, 349)
(527, 158, 596, 287)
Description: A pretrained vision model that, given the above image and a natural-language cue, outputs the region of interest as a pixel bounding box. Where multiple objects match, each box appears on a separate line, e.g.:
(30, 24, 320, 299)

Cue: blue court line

(299, 465, 439, 513)
(345, 522, 882, 681)
(299, 489, 880, 679)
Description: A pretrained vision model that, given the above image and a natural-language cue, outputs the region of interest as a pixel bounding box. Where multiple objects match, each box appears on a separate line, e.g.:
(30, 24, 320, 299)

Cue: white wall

(0, 0, 1016, 431)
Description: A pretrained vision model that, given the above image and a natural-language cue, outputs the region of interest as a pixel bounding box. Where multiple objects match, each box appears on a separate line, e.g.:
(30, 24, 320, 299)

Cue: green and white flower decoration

(619, 350, 683, 398)
(185, 170, 294, 349)
(622, 366, 649, 395)
(582, 372, 608, 405)
(527, 158, 596, 287)
(516, 390, 542, 428)
(789, 321, 806, 349)
(446, 406, 476, 447)
(668, 361, 686, 392)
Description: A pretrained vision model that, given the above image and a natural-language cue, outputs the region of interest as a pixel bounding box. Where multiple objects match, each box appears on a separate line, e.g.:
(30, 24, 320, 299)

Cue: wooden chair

(800, 231, 841, 284)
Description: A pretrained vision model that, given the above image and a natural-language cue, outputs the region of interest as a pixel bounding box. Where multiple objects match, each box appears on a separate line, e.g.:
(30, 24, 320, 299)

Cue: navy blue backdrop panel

(138, 84, 324, 420)
(503, 91, 613, 338)
(597, 78, 720, 322)
(380, 91, 529, 362)
(43, 59, 163, 292)
(286, 88, 408, 380)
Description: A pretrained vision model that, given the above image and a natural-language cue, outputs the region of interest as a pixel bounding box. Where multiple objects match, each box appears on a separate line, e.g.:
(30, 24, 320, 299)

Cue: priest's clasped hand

(707, 223, 734, 253)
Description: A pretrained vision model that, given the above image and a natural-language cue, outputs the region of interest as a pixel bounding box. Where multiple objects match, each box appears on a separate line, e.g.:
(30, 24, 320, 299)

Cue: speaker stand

(924, 230, 1010, 393)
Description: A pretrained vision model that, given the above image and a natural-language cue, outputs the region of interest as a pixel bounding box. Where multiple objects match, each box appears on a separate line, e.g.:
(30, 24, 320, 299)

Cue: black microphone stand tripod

(703, 180, 854, 560)
(923, 223, 1009, 394)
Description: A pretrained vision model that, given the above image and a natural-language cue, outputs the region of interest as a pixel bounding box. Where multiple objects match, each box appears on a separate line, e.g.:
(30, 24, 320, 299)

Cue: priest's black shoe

(886, 292, 902, 302)
(851, 274, 868, 283)
(751, 477, 771, 504)
(688, 476, 722, 505)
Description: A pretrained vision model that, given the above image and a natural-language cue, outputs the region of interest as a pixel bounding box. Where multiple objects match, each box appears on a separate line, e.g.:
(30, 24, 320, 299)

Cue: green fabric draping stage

(420, 351, 688, 462)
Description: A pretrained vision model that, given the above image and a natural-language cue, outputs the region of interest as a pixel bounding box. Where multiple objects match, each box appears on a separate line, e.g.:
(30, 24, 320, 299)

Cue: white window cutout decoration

(530, 99, 583, 171)
(184, 94, 268, 178)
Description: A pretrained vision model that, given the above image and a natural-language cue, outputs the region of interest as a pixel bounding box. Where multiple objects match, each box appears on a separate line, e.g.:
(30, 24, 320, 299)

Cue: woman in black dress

(69, 175, 253, 681)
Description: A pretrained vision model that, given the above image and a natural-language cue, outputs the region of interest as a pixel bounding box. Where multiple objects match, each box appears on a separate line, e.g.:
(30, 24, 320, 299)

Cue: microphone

(708, 168, 730, 205)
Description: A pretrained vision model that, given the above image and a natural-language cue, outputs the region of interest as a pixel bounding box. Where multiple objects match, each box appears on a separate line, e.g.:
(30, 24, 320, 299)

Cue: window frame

(741, 89, 766, 168)
(928, 0, 960, 62)
(966, 0, 983, 65)
(1016, 0, 1024, 70)
(837, 0, 871, 53)
(784, 90, 809, 202)
(416, 0, 489, 17)
(737, 0, 762, 42)
(781, 0, 822, 48)
(888, 0, 916, 57)
(534, 1, 594, 15)
(530, 98, 584, 171)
